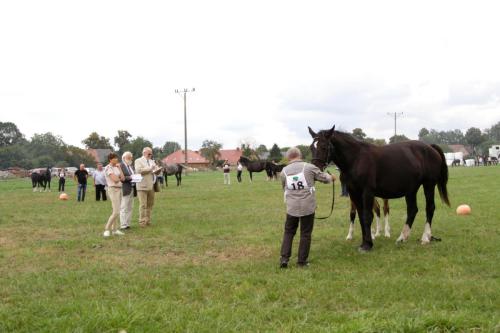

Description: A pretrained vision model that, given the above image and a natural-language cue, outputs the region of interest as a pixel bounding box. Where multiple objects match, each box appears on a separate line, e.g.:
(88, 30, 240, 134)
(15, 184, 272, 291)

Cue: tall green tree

(352, 128, 367, 140)
(389, 134, 410, 144)
(0, 122, 25, 146)
(465, 127, 484, 154)
(256, 144, 268, 155)
(296, 144, 312, 162)
(122, 137, 154, 160)
(240, 143, 256, 158)
(162, 141, 181, 156)
(269, 143, 282, 161)
(114, 130, 132, 153)
(200, 140, 222, 166)
(82, 132, 112, 149)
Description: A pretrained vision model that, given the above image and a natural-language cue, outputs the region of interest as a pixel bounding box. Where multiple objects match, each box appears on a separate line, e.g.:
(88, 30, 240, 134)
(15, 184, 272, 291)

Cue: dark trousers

(280, 213, 315, 265)
(58, 178, 65, 192)
(77, 184, 87, 202)
(95, 184, 107, 201)
(237, 171, 242, 182)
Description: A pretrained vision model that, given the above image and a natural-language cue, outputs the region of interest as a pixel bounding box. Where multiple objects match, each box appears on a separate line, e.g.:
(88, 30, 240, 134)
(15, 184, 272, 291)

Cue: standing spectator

(135, 147, 161, 227)
(120, 151, 136, 230)
(103, 153, 125, 237)
(58, 168, 66, 192)
(236, 161, 243, 183)
(74, 164, 89, 202)
(223, 160, 231, 185)
(93, 163, 107, 201)
(279, 147, 335, 268)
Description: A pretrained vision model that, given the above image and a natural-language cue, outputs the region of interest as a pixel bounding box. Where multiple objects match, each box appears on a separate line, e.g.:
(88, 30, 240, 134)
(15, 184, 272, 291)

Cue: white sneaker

(113, 230, 125, 236)
(103, 230, 111, 237)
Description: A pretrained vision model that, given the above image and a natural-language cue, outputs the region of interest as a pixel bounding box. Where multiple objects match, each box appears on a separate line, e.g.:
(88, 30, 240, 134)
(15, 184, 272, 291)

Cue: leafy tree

(240, 143, 256, 158)
(256, 144, 268, 155)
(114, 130, 132, 153)
(269, 143, 282, 161)
(487, 121, 500, 142)
(152, 147, 163, 159)
(0, 122, 25, 146)
(352, 128, 367, 140)
(82, 132, 112, 149)
(418, 128, 429, 140)
(162, 141, 181, 156)
(122, 137, 154, 160)
(199, 140, 222, 166)
(465, 127, 484, 154)
(389, 134, 410, 144)
(365, 137, 386, 146)
(65, 146, 95, 167)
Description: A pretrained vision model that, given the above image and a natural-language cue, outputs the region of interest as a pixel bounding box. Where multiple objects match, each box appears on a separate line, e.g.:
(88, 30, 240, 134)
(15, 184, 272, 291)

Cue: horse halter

(310, 137, 333, 171)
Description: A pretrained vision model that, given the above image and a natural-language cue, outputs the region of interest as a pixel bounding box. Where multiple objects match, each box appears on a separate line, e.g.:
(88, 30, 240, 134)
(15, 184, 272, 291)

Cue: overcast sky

(1, 0, 500, 151)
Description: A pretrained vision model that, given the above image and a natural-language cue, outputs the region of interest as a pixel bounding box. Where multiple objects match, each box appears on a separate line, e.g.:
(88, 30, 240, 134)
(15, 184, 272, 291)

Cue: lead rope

(315, 172, 335, 220)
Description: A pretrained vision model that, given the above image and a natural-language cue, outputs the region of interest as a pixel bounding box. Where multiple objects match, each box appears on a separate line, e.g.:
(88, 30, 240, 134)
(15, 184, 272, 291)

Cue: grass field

(0, 167, 499, 332)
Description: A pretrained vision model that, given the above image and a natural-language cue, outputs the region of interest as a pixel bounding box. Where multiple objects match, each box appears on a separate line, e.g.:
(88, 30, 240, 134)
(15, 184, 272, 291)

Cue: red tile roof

(219, 149, 243, 165)
(162, 150, 209, 164)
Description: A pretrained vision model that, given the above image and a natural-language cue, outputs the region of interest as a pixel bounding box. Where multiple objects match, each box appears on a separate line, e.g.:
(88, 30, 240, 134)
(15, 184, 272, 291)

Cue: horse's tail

(430, 144, 450, 207)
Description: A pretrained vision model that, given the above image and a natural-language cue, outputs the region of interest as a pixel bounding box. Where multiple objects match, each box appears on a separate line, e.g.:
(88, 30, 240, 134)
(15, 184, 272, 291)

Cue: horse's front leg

(360, 190, 375, 251)
(396, 192, 418, 243)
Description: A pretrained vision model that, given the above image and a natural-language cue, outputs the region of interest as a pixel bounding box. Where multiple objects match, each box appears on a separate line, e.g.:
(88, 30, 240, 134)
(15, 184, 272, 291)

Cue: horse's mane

(320, 129, 373, 148)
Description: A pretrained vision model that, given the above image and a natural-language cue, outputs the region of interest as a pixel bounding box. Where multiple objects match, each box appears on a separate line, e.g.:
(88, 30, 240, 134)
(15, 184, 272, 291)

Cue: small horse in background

(309, 125, 450, 251)
(161, 163, 185, 186)
(31, 167, 52, 192)
(266, 162, 286, 180)
(238, 156, 271, 182)
(347, 198, 390, 240)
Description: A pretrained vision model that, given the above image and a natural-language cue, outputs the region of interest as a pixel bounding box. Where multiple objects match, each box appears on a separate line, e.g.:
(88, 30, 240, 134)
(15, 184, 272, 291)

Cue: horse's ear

(326, 125, 335, 138)
(308, 126, 317, 138)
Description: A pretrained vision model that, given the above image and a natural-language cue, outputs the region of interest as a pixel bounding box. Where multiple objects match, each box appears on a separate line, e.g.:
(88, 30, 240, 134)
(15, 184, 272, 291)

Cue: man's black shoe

(280, 262, 288, 269)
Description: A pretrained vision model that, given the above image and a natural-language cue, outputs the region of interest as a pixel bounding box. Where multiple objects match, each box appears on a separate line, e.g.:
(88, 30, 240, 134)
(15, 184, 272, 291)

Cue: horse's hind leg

(383, 199, 390, 237)
(372, 199, 381, 238)
(346, 200, 356, 240)
(396, 192, 418, 243)
(421, 183, 436, 244)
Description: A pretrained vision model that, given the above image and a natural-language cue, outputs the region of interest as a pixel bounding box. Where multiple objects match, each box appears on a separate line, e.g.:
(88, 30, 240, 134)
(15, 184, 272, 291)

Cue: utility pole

(175, 88, 195, 169)
(387, 112, 404, 137)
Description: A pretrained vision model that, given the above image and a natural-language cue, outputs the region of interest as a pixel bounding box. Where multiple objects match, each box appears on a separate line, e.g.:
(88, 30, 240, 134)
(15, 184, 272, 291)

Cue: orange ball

(59, 193, 69, 201)
(456, 204, 471, 215)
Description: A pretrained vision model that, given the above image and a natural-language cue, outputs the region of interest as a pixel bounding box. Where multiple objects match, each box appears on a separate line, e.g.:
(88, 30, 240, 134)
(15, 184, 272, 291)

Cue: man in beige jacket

(134, 147, 161, 227)
(279, 147, 335, 268)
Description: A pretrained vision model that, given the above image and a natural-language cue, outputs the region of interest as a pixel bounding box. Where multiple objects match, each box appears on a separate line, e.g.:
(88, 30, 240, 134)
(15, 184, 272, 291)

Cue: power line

(175, 88, 195, 169)
(387, 112, 404, 137)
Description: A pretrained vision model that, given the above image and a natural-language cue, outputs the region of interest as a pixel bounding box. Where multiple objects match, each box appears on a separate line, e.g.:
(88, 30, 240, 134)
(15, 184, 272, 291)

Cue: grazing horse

(31, 167, 52, 192)
(308, 125, 450, 251)
(451, 159, 461, 167)
(238, 156, 270, 182)
(161, 163, 185, 186)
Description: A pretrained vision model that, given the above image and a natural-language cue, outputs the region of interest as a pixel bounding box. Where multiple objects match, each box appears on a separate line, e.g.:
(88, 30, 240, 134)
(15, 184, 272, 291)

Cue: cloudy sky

(1, 0, 500, 151)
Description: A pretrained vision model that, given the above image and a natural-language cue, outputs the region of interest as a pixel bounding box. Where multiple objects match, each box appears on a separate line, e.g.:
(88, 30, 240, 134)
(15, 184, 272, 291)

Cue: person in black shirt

(74, 164, 89, 202)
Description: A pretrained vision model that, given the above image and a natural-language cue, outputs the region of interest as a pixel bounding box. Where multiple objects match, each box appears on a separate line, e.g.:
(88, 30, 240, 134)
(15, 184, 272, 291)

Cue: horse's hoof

(430, 236, 442, 242)
(358, 245, 372, 253)
(346, 235, 353, 241)
(384, 233, 391, 238)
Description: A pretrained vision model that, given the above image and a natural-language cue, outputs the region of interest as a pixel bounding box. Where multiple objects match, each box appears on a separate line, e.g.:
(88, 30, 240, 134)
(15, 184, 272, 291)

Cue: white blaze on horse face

(346, 222, 354, 240)
(384, 215, 391, 238)
(421, 222, 432, 244)
(396, 224, 411, 242)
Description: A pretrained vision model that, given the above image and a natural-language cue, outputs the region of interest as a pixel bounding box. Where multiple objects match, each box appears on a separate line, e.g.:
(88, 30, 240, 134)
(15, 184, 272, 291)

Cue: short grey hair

(142, 147, 152, 154)
(286, 147, 302, 160)
(122, 151, 133, 160)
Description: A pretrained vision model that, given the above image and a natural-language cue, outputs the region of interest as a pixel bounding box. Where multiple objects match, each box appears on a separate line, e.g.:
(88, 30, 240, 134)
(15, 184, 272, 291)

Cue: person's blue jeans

(77, 184, 87, 202)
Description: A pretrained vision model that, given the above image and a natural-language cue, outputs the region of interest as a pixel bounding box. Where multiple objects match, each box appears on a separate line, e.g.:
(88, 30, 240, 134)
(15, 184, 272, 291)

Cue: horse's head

(308, 125, 335, 171)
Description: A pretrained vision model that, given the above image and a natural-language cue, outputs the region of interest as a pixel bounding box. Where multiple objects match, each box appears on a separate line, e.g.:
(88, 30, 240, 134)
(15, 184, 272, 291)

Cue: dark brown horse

(309, 125, 450, 252)
(347, 198, 390, 241)
(238, 156, 271, 182)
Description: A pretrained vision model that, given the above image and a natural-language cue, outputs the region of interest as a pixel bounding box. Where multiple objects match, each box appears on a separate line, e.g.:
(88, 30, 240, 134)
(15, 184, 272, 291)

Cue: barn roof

(162, 150, 209, 164)
(219, 149, 243, 165)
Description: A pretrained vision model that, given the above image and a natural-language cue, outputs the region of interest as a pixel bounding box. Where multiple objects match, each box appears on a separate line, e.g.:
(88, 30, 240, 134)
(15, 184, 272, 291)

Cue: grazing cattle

(238, 156, 270, 182)
(161, 163, 185, 186)
(309, 125, 450, 252)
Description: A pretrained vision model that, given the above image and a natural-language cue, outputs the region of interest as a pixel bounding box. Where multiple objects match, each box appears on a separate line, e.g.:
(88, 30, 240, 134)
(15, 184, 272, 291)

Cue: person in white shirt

(120, 151, 136, 230)
(223, 160, 231, 185)
(58, 168, 66, 192)
(103, 153, 125, 237)
(93, 163, 107, 201)
(236, 162, 243, 183)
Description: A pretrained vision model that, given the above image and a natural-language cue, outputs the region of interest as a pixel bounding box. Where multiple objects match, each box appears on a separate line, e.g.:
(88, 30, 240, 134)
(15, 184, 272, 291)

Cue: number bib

(284, 163, 309, 191)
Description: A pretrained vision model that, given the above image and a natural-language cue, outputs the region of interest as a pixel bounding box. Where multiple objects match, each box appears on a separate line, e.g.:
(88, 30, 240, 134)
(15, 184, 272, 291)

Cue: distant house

(448, 144, 472, 157)
(87, 148, 113, 164)
(219, 148, 243, 165)
(162, 150, 209, 169)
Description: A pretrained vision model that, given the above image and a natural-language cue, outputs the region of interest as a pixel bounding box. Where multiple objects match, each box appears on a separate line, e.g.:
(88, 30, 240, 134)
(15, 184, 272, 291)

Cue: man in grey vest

(120, 151, 136, 230)
(280, 147, 335, 268)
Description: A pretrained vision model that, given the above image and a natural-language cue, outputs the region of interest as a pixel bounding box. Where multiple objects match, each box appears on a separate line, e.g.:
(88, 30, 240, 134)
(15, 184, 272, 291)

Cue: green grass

(0, 167, 499, 332)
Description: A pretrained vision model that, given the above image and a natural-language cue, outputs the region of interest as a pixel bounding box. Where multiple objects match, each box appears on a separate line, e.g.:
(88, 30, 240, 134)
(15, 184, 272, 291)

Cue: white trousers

(120, 193, 134, 228)
(224, 173, 231, 184)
